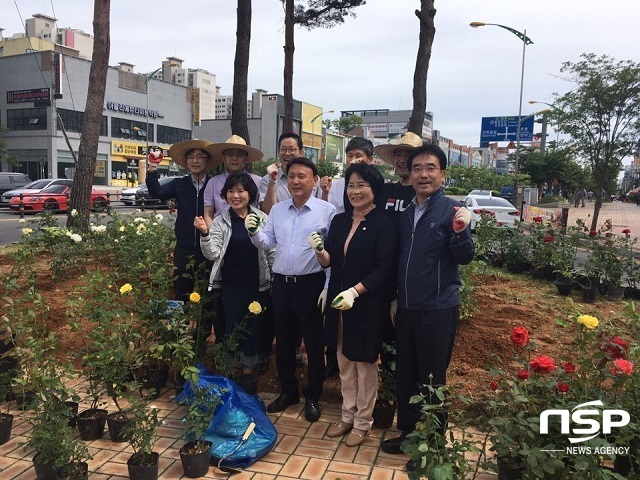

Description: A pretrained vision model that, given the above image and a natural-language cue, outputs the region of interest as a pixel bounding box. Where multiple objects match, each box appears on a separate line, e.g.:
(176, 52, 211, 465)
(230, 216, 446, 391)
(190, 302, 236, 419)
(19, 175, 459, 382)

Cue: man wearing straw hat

(203, 135, 264, 223)
(146, 140, 221, 351)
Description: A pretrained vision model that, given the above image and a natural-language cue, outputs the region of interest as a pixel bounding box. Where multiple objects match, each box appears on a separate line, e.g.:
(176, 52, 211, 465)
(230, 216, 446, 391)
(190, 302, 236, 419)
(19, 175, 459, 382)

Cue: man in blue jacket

(146, 139, 222, 354)
(380, 143, 474, 469)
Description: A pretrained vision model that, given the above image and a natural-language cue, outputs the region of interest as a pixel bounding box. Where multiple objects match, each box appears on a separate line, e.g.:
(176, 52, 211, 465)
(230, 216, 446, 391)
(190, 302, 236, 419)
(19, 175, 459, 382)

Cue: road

(0, 204, 173, 246)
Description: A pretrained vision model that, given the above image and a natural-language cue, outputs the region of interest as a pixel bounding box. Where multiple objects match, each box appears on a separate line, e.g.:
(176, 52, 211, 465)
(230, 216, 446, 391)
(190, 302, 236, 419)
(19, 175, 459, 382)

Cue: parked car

(120, 176, 180, 208)
(468, 189, 495, 196)
(9, 184, 109, 212)
(1, 178, 74, 206)
(0, 172, 32, 197)
(462, 193, 520, 230)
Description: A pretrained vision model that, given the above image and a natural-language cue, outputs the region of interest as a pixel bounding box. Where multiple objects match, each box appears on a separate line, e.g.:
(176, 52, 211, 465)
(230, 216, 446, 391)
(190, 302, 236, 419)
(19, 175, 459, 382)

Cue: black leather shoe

(256, 352, 268, 374)
(295, 351, 305, 366)
(267, 394, 299, 413)
(304, 399, 321, 422)
(406, 460, 416, 472)
(323, 362, 339, 379)
(381, 433, 408, 454)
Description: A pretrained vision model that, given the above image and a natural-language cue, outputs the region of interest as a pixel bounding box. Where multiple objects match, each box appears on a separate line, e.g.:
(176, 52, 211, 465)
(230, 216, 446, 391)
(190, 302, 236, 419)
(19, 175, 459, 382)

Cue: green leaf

(432, 463, 454, 480)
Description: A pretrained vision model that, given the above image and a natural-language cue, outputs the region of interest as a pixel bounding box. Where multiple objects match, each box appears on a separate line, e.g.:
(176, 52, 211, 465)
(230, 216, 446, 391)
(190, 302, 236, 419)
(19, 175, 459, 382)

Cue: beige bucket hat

(206, 135, 264, 163)
(168, 139, 220, 169)
(374, 132, 424, 164)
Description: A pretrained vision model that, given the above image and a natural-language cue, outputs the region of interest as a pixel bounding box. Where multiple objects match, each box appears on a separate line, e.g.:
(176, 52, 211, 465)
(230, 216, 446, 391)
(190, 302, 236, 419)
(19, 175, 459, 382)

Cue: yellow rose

(119, 283, 133, 295)
(248, 301, 262, 315)
(189, 292, 201, 303)
(577, 314, 599, 329)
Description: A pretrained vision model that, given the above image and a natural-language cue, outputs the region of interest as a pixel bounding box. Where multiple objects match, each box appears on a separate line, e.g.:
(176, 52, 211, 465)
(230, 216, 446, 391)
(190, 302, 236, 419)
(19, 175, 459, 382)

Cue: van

(0, 173, 32, 195)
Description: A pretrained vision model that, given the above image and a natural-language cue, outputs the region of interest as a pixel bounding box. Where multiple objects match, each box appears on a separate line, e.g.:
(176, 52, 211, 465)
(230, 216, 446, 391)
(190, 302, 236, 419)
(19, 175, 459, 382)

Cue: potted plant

(27, 403, 91, 480)
(0, 370, 13, 445)
(178, 368, 226, 478)
(504, 224, 530, 274)
(373, 343, 396, 429)
(124, 396, 162, 480)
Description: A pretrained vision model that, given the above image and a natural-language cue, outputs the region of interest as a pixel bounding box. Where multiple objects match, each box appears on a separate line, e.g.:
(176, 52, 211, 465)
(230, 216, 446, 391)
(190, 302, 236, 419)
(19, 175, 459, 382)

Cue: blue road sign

(480, 116, 535, 143)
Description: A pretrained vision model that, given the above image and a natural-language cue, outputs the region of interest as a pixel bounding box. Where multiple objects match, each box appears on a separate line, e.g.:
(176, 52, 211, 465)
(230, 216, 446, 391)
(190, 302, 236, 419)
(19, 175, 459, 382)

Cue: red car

(9, 184, 109, 212)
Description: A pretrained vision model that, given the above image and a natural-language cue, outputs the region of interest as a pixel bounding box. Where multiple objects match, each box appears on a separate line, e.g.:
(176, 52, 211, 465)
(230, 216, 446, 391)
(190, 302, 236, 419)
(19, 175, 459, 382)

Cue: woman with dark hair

(194, 172, 275, 374)
(309, 163, 396, 446)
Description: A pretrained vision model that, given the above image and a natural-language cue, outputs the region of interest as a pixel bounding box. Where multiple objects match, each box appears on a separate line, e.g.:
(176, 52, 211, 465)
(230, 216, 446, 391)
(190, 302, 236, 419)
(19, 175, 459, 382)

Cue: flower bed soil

(0, 253, 630, 405)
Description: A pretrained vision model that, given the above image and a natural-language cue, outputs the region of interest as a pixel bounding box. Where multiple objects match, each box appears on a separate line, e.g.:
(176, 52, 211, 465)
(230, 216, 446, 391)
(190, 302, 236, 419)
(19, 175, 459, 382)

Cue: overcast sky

(5, 1, 640, 148)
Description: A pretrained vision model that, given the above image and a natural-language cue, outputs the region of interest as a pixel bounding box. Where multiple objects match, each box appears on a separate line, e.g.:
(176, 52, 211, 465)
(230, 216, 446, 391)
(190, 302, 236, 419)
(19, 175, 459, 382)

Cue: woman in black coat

(309, 163, 396, 447)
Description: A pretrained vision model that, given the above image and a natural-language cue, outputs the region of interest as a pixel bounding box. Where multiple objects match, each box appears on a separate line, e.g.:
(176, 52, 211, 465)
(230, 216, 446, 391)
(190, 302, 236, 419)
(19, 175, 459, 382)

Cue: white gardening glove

(331, 287, 359, 310)
(244, 212, 262, 235)
(453, 206, 472, 233)
(390, 299, 398, 326)
(307, 231, 324, 253)
(267, 163, 279, 182)
(317, 288, 328, 313)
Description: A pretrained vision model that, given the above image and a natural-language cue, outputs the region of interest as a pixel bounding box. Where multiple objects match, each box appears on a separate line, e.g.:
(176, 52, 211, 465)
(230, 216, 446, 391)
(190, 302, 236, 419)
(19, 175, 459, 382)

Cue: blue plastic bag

(177, 364, 277, 468)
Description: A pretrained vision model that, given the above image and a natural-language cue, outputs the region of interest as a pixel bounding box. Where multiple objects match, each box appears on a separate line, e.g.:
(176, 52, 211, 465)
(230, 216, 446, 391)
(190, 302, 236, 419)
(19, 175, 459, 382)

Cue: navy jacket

(146, 170, 210, 248)
(398, 188, 474, 311)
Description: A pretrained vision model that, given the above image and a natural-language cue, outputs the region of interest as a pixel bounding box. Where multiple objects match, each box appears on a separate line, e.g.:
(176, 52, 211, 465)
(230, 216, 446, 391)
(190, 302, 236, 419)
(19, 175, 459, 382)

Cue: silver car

(462, 193, 520, 230)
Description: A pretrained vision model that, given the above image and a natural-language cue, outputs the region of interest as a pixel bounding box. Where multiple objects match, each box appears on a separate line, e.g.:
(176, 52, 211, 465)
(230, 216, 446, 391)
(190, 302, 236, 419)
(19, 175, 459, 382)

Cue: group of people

(145, 130, 474, 471)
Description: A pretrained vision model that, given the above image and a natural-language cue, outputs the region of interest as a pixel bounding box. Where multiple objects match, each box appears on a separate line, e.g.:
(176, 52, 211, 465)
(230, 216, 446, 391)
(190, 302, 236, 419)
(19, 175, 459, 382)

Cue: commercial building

(0, 51, 193, 186)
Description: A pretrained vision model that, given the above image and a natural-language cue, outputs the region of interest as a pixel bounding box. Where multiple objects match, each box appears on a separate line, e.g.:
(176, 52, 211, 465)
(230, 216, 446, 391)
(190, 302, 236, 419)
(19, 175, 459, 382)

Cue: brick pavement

(0, 387, 497, 479)
(562, 200, 640, 239)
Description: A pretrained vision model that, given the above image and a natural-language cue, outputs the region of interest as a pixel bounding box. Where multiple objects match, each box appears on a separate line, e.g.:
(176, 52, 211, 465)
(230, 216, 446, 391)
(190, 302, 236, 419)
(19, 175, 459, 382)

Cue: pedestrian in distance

(312, 163, 396, 447)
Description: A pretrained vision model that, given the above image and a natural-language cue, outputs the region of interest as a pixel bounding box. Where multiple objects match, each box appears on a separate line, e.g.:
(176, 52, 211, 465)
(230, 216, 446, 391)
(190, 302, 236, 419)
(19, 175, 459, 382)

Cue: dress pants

(336, 316, 378, 431)
(271, 272, 325, 401)
(395, 306, 459, 434)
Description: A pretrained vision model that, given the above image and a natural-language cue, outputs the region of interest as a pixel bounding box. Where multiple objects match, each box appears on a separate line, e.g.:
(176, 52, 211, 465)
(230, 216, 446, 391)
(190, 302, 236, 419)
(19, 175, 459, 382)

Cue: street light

(310, 110, 334, 162)
(471, 21, 533, 206)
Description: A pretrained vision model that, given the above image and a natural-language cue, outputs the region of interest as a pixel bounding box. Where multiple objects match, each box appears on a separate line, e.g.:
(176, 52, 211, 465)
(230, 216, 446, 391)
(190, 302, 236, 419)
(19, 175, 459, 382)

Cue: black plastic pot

(581, 285, 598, 303)
(65, 401, 79, 428)
(624, 286, 640, 300)
(372, 402, 397, 429)
(107, 411, 132, 443)
(497, 457, 524, 480)
(15, 390, 38, 410)
(56, 461, 88, 480)
(554, 278, 573, 296)
(606, 283, 625, 300)
(0, 413, 13, 445)
(137, 364, 169, 399)
(127, 452, 159, 480)
(76, 408, 108, 441)
(33, 453, 58, 480)
(506, 261, 530, 274)
(180, 441, 212, 478)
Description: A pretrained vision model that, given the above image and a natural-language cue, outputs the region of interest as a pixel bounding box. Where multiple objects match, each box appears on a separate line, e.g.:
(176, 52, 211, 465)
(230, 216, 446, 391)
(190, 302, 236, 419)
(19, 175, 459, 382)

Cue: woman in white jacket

(194, 172, 275, 374)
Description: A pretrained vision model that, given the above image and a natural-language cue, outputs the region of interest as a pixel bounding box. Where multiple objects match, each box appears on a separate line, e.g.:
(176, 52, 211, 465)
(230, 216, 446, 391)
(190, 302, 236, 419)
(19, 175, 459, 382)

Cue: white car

(462, 193, 520, 230)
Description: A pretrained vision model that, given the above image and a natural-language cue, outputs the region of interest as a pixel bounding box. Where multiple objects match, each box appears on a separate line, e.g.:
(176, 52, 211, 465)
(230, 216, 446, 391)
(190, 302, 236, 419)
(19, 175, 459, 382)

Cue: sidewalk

(0, 387, 496, 480)
(561, 200, 640, 239)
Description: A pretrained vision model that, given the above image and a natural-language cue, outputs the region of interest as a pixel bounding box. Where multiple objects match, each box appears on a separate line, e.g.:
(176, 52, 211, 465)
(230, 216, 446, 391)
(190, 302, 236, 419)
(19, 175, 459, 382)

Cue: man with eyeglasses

(259, 132, 320, 214)
(380, 144, 474, 472)
(146, 139, 222, 355)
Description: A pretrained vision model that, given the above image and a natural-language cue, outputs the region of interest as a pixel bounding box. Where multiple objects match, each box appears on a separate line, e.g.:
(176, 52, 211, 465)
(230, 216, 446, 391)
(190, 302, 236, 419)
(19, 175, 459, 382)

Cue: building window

(111, 117, 154, 141)
(7, 108, 48, 131)
(58, 109, 108, 136)
(157, 125, 191, 145)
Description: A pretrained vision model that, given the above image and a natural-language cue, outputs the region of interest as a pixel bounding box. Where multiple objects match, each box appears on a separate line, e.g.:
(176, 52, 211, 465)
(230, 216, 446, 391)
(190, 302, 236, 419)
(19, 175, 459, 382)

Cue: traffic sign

(480, 116, 535, 143)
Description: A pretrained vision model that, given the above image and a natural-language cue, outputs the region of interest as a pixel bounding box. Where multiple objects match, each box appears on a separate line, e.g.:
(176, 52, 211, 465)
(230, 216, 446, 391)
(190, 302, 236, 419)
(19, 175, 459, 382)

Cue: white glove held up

(453, 206, 472, 233)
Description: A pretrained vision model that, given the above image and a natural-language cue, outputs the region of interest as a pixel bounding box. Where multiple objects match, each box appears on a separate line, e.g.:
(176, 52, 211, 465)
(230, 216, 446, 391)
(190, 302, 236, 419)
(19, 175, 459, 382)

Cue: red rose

(490, 381, 499, 391)
(607, 336, 629, 360)
(533, 216, 543, 223)
(510, 326, 529, 347)
(517, 369, 530, 380)
(544, 235, 555, 243)
(563, 362, 577, 374)
(498, 221, 504, 226)
(530, 355, 557, 374)
(612, 359, 634, 376)
(557, 382, 570, 393)
(623, 228, 631, 235)
(589, 230, 597, 236)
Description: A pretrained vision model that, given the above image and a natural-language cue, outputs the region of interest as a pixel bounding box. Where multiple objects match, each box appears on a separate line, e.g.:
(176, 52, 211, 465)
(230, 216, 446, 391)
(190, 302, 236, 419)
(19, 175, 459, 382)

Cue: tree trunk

(408, 0, 436, 138)
(67, 0, 110, 231)
(283, 0, 295, 133)
(231, 0, 252, 144)
(590, 188, 603, 232)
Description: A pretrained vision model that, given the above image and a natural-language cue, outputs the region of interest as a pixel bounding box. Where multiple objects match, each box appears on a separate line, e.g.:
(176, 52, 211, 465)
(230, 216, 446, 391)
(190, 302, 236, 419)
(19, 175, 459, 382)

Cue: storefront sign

(7, 88, 50, 104)
(105, 101, 162, 118)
